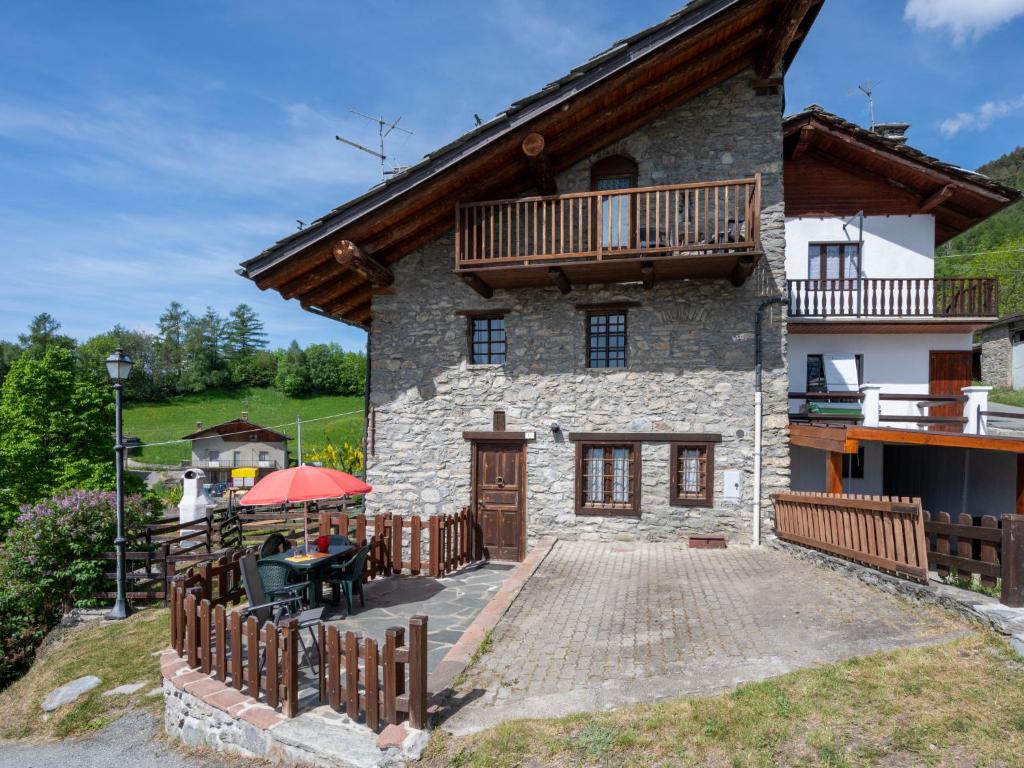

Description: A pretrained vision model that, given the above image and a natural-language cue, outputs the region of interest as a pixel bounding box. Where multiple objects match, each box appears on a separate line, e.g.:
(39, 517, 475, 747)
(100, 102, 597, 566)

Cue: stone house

(980, 315, 1024, 390)
(182, 415, 290, 486)
(240, 0, 827, 559)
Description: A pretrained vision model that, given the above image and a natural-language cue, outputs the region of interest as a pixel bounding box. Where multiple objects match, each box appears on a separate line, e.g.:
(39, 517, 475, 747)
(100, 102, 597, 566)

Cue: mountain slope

(935, 147, 1024, 317)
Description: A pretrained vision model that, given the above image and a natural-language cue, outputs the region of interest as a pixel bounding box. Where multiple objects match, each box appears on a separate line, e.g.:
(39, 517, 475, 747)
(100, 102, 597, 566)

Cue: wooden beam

(332, 240, 394, 287)
(522, 132, 557, 195)
(789, 125, 814, 160)
(322, 284, 374, 315)
(1016, 454, 1024, 516)
(848, 425, 1024, 454)
(756, 0, 818, 78)
(826, 450, 844, 494)
(461, 272, 494, 299)
(729, 255, 757, 286)
(549, 266, 572, 294)
(920, 184, 955, 213)
(640, 262, 655, 290)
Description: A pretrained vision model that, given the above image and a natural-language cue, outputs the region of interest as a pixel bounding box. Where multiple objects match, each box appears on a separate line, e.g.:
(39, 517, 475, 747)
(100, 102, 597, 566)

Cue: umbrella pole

(303, 501, 310, 553)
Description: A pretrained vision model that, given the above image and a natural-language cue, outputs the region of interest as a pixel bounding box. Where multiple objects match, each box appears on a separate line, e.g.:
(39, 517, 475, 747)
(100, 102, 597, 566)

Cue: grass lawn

(988, 387, 1024, 408)
(0, 609, 169, 740)
(124, 388, 363, 465)
(425, 633, 1024, 768)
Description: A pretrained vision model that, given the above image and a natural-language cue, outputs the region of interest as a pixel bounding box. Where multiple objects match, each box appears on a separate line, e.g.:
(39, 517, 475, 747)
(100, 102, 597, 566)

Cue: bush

(0, 490, 161, 688)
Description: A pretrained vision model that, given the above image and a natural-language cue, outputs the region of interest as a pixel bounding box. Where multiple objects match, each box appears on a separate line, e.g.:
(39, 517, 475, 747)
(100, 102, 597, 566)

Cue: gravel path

(0, 713, 245, 768)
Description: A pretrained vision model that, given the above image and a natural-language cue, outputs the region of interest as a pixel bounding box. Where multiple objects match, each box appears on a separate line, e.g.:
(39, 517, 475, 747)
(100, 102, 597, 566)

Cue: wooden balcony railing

(455, 176, 761, 269)
(787, 277, 998, 319)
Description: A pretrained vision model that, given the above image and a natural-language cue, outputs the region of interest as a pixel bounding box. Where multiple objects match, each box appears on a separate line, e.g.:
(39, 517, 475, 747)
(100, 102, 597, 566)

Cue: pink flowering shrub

(0, 490, 160, 688)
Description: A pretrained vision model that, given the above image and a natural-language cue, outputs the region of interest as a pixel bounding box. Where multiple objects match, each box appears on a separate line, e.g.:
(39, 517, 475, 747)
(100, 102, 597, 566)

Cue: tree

(223, 304, 268, 358)
(274, 341, 309, 397)
(155, 302, 193, 393)
(0, 346, 114, 530)
(179, 307, 227, 392)
(229, 348, 278, 388)
(77, 326, 160, 403)
(17, 313, 75, 359)
(305, 343, 344, 394)
(0, 341, 20, 384)
(338, 350, 367, 395)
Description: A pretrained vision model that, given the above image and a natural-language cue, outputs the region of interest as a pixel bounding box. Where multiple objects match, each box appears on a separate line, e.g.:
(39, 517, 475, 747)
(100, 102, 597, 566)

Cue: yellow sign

(232, 467, 258, 478)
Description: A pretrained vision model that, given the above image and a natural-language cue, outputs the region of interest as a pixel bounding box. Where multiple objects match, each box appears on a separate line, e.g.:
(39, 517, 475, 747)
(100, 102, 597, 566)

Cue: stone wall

(980, 326, 1011, 388)
(367, 69, 788, 545)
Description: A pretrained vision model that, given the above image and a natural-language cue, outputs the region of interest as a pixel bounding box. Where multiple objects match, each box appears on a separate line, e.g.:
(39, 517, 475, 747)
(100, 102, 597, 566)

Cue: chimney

(195, 421, 203, 430)
(873, 122, 910, 144)
(241, 411, 249, 421)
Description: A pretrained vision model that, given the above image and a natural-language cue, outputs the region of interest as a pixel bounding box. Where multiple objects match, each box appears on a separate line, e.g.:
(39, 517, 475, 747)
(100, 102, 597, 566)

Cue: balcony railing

(787, 277, 998, 319)
(788, 387, 992, 434)
(455, 176, 761, 270)
(190, 459, 279, 470)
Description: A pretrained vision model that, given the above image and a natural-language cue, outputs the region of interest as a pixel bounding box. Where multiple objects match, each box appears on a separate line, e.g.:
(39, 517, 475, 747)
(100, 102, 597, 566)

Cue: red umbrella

(240, 465, 372, 552)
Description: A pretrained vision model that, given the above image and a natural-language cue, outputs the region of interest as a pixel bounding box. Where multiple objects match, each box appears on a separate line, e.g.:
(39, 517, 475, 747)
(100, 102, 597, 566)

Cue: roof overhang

(239, 0, 824, 328)
(783, 108, 1020, 245)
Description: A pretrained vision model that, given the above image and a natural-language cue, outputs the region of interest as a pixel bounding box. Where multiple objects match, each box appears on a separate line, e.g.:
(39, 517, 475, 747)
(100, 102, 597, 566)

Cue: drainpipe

(754, 296, 786, 547)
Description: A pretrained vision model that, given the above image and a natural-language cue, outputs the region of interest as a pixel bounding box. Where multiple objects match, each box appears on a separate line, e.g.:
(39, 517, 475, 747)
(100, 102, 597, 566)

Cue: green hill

(936, 147, 1024, 316)
(124, 388, 363, 465)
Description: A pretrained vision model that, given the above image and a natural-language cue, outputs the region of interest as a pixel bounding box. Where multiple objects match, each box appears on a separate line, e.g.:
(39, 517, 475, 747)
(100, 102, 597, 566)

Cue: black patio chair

(238, 553, 323, 673)
(259, 533, 291, 559)
(325, 542, 371, 616)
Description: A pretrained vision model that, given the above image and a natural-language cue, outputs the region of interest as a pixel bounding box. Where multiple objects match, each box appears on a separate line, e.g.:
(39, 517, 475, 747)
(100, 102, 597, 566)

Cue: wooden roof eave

(791, 423, 1024, 455)
(247, 0, 825, 325)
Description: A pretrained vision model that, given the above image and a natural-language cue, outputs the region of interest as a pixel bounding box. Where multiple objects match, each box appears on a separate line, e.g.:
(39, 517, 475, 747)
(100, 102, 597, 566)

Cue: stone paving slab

(443, 541, 965, 734)
(320, 561, 514, 673)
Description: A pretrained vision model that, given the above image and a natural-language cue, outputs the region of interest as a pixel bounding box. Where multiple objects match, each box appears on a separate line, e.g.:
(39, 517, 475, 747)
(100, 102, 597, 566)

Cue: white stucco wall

(788, 332, 974, 416)
(784, 214, 936, 280)
(790, 442, 884, 495)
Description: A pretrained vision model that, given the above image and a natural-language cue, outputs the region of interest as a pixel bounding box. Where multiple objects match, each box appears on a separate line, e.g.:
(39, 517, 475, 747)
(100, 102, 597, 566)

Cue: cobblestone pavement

(444, 541, 964, 734)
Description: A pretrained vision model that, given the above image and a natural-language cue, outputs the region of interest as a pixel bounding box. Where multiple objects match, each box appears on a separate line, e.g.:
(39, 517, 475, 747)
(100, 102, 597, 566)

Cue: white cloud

(939, 94, 1024, 136)
(904, 0, 1024, 44)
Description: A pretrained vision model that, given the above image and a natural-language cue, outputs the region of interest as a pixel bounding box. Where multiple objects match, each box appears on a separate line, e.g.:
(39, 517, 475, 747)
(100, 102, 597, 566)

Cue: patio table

(263, 536, 354, 608)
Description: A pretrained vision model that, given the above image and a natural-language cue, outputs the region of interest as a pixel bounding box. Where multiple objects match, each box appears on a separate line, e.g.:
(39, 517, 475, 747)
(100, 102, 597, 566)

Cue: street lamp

(105, 347, 133, 620)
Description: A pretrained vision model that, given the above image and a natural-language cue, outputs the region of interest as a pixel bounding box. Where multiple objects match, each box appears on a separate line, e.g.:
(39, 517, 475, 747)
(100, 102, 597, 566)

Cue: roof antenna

(857, 82, 877, 130)
(336, 110, 414, 181)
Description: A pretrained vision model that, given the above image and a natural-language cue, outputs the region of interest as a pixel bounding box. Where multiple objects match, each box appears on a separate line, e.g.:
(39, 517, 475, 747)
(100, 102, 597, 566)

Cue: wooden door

(929, 350, 972, 432)
(472, 442, 525, 561)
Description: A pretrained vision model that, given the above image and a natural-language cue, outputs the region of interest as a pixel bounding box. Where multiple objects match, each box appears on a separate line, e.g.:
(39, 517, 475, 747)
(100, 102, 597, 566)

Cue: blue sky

(1, 0, 1022, 351)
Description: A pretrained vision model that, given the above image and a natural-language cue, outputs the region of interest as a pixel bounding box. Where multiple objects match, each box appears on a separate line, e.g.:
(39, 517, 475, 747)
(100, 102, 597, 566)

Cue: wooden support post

(729, 255, 757, 287)
(460, 272, 494, 299)
(549, 267, 572, 294)
(826, 451, 843, 495)
(185, 592, 198, 668)
(392, 514, 403, 574)
(265, 623, 279, 709)
(640, 262, 655, 290)
(199, 599, 212, 674)
(319, 510, 330, 537)
(383, 627, 400, 725)
(408, 616, 428, 729)
(364, 638, 380, 730)
(281, 619, 298, 717)
(1001, 515, 1024, 608)
(1016, 454, 1024, 516)
(429, 516, 441, 576)
(246, 617, 260, 699)
(345, 630, 360, 718)
(522, 132, 557, 195)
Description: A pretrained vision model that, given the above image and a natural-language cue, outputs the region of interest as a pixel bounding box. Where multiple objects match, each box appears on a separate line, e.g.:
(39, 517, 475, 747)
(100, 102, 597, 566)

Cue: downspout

(754, 296, 786, 547)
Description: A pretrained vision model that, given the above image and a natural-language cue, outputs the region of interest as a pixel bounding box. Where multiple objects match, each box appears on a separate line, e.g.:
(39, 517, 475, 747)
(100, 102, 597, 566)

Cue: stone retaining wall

(980, 326, 1012, 388)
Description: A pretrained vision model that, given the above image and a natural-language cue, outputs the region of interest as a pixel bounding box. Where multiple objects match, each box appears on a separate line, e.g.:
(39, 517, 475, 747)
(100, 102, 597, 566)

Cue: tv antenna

(857, 82, 877, 129)
(335, 110, 413, 180)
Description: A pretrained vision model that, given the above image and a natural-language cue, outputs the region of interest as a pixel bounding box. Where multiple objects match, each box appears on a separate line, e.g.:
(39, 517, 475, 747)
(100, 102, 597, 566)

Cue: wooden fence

(99, 502, 478, 604)
(772, 492, 930, 583)
(923, 511, 1024, 607)
(169, 581, 429, 727)
(92, 510, 235, 602)
(317, 507, 478, 578)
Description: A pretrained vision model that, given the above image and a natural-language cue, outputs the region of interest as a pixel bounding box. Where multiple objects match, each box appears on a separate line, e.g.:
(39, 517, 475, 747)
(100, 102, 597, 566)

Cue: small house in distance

(181, 412, 289, 486)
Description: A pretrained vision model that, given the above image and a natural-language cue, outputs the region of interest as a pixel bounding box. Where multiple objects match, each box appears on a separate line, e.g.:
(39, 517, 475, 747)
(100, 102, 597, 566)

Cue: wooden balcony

(787, 278, 999, 320)
(454, 176, 761, 294)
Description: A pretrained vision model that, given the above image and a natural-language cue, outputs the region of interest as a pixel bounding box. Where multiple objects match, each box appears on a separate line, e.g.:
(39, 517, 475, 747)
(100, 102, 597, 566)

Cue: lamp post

(105, 347, 134, 620)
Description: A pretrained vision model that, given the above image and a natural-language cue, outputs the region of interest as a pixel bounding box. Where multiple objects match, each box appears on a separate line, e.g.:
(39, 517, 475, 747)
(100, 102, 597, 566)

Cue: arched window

(590, 155, 638, 249)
